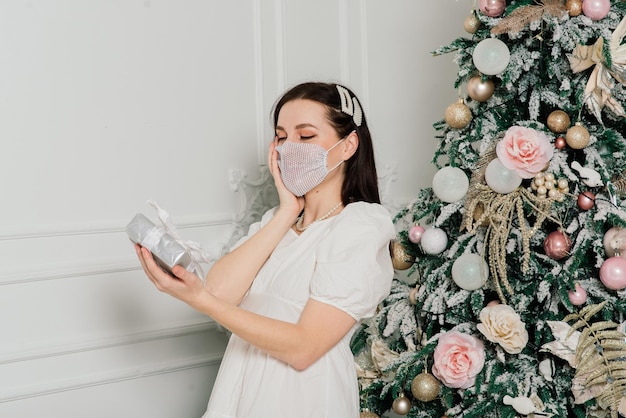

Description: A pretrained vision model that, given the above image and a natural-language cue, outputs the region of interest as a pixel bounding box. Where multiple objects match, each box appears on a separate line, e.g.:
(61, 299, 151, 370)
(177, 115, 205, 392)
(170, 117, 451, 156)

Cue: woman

(135, 82, 394, 417)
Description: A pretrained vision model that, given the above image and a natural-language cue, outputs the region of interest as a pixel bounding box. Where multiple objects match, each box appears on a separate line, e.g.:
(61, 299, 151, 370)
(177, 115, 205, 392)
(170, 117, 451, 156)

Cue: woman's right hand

(268, 140, 304, 219)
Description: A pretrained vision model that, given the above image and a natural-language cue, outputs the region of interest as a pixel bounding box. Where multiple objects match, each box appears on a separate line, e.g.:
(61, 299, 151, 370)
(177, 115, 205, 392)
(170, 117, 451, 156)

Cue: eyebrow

(275, 123, 318, 132)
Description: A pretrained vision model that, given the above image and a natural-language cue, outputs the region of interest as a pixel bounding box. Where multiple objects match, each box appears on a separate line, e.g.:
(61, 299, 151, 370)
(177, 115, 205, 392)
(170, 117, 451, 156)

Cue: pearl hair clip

(336, 85, 363, 127)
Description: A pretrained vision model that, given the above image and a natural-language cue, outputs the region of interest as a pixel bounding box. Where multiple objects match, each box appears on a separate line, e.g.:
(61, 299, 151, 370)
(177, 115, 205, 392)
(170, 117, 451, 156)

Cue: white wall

(0, 1, 467, 417)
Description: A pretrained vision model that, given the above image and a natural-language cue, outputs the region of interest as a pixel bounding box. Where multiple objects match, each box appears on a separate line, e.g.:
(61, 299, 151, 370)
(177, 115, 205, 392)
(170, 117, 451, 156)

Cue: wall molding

(0, 259, 141, 287)
(0, 213, 233, 242)
(0, 319, 220, 366)
(358, 0, 370, 103)
(0, 352, 224, 403)
(339, 0, 350, 83)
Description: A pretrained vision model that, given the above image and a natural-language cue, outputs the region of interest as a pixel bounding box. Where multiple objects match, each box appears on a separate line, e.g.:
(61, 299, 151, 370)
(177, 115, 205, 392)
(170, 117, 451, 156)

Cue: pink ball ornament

(577, 191, 595, 211)
(544, 230, 571, 260)
(555, 136, 567, 149)
(479, 0, 506, 17)
(408, 225, 426, 244)
(568, 283, 588, 305)
(582, 0, 611, 20)
(600, 256, 626, 290)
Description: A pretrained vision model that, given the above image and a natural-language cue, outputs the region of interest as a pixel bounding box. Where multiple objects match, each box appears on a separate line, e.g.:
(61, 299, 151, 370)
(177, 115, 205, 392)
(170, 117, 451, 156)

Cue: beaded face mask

(275, 138, 345, 196)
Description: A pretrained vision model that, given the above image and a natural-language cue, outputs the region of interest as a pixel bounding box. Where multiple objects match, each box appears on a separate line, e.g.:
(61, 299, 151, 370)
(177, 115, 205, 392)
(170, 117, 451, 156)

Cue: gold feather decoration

(612, 171, 626, 195)
(562, 301, 626, 418)
(568, 15, 626, 124)
(462, 141, 556, 303)
(491, 0, 567, 36)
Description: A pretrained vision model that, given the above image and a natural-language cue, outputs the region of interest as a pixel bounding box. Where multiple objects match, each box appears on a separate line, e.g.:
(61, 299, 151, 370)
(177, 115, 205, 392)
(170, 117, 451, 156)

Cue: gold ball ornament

(390, 240, 415, 270)
(444, 99, 472, 129)
(547, 110, 571, 133)
(467, 76, 495, 102)
(360, 409, 380, 418)
(566, 0, 583, 16)
(464, 13, 481, 34)
(565, 122, 590, 149)
(411, 372, 441, 402)
(392, 393, 412, 415)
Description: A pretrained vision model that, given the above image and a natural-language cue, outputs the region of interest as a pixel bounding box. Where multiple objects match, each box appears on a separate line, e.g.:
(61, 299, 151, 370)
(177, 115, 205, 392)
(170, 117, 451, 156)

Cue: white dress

(202, 202, 395, 418)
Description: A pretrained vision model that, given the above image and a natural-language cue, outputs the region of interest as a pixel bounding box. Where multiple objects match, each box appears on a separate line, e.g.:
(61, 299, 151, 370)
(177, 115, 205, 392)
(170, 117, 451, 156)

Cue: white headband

(336, 85, 363, 127)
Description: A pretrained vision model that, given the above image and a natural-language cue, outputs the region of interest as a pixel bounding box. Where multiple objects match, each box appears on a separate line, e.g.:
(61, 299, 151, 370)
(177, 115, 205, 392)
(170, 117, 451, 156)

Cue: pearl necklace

(295, 202, 343, 232)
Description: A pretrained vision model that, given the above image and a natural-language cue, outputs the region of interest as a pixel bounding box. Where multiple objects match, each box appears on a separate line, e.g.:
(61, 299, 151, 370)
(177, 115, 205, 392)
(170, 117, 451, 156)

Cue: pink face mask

(275, 138, 345, 196)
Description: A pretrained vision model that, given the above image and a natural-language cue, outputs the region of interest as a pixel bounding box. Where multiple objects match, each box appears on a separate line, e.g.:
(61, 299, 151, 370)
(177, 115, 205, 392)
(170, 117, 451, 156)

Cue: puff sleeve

(310, 202, 395, 321)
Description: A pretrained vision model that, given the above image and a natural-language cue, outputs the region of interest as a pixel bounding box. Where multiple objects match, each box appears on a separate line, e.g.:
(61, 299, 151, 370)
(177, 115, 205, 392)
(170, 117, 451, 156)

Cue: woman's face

(274, 99, 342, 149)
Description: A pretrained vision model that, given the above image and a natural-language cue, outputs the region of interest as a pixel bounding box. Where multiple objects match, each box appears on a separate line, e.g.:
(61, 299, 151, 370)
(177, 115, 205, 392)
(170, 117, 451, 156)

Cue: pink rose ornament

(496, 126, 554, 179)
(432, 330, 485, 389)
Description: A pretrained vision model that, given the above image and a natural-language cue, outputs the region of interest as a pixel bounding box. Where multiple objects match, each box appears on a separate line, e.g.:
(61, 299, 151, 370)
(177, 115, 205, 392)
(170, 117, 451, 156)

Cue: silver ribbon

(147, 200, 213, 280)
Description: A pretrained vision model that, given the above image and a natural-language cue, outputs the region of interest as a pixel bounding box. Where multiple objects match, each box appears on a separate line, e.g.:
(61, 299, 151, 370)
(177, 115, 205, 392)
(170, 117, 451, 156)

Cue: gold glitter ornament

(390, 240, 415, 270)
(566, 0, 583, 16)
(464, 13, 481, 34)
(411, 372, 441, 402)
(547, 110, 571, 133)
(565, 122, 590, 149)
(360, 409, 380, 418)
(467, 76, 495, 102)
(444, 98, 472, 129)
(392, 392, 412, 415)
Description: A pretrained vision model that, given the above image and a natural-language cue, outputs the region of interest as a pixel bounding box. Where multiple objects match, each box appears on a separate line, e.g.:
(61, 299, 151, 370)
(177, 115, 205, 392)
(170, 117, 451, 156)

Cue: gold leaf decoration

(563, 301, 626, 418)
(612, 171, 626, 194)
(568, 15, 626, 124)
(491, 0, 567, 36)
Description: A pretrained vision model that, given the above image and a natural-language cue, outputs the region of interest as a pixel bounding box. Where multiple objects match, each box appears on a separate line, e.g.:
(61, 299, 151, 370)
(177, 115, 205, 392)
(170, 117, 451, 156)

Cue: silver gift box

(126, 213, 194, 275)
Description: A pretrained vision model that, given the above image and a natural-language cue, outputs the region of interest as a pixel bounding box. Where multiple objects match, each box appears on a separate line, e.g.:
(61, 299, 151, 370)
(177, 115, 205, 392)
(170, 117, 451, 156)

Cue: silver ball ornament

(392, 393, 412, 415)
(467, 76, 495, 102)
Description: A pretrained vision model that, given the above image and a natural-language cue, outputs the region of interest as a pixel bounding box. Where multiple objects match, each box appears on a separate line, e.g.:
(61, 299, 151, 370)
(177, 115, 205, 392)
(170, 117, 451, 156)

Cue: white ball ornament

(432, 166, 470, 203)
(420, 228, 448, 255)
(485, 158, 522, 194)
(472, 38, 511, 75)
(451, 253, 489, 291)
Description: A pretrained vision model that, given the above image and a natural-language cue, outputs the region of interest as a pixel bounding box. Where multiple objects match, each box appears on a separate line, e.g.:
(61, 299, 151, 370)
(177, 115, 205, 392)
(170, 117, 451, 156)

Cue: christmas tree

(352, 1, 626, 417)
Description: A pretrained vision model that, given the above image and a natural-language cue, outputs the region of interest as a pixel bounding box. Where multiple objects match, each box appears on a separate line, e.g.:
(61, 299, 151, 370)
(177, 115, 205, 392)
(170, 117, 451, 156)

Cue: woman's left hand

(135, 244, 206, 308)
